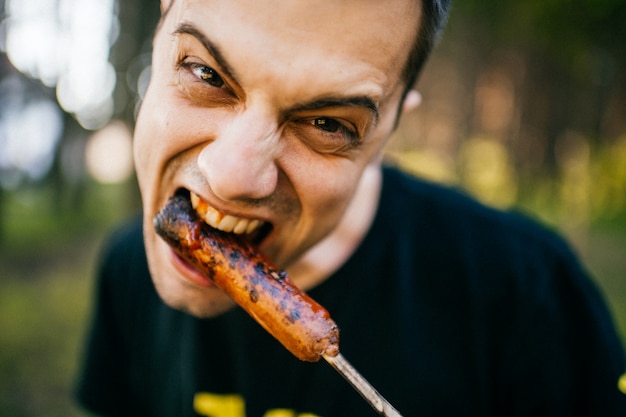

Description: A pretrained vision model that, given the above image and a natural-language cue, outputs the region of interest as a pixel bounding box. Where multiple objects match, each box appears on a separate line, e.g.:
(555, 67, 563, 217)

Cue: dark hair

(402, 0, 453, 96)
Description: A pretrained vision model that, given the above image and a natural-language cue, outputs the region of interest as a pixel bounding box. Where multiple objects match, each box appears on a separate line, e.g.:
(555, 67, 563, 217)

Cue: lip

(189, 188, 267, 223)
(166, 245, 216, 288)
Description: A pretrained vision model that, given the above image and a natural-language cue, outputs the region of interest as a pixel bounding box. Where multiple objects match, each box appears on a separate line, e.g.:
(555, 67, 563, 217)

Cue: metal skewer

(323, 353, 403, 417)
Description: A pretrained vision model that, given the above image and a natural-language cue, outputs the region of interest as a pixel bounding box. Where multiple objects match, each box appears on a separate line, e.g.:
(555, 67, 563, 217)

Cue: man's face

(134, 0, 420, 317)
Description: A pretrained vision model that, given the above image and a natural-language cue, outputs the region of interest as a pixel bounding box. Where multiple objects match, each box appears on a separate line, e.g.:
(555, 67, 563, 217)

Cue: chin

(152, 271, 238, 318)
(145, 225, 238, 318)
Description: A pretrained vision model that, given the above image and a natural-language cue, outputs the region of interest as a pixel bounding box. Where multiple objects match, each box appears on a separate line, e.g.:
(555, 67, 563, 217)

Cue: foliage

(454, 0, 626, 54)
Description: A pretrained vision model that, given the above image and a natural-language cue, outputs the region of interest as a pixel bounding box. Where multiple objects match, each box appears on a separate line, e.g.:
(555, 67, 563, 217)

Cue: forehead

(163, 0, 420, 101)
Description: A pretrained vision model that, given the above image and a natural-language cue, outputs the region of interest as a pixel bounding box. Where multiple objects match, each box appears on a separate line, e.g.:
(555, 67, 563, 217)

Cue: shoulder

(380, 165, 574, 262)
(100, 214, 144, 264)
(98, 215, 146, 277)
(376, 165, 595, 309)
(94, 214, 153, 308)
(378, 165, 617, 329)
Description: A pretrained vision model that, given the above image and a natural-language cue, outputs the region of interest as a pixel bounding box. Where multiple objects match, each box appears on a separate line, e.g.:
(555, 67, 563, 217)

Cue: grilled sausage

(154, 194, 340, 362)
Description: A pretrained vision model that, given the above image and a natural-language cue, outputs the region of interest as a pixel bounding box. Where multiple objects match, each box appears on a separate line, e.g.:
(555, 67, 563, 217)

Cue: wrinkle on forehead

(167, 0, 419, 102)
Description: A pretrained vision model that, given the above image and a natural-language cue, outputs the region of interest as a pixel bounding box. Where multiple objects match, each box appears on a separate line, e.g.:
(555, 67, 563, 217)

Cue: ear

(401, 90, 422, 114)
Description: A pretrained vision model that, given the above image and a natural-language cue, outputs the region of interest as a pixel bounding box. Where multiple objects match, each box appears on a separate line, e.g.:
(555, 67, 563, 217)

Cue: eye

(291, 116, 360, 154)
(189, 63, 225, 88)
(310, 117, 356, 141)
(176, 58, 236, 106)
(313, 118, 341, 133)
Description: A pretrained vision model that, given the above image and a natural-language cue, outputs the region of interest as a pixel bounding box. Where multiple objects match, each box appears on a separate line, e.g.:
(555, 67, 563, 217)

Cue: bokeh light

(85, 120, 134, 184)
(0, 75, 63, 189)
(4, 0, 118, 129)
(0, 0, 121, 189)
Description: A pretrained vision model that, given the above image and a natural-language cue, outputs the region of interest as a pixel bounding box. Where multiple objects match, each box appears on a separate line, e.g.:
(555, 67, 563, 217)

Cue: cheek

(282, 134, 374, 224)
(133, 92, 205, 181)
(132, 93, 186, 212)
(296, 158, 361, 225)
(134, 88, 168, 153)
(132, 113, 155, 191)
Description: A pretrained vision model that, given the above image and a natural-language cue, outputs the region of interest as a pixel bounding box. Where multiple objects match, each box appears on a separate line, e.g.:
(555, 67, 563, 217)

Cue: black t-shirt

(76, 166, 626, 416)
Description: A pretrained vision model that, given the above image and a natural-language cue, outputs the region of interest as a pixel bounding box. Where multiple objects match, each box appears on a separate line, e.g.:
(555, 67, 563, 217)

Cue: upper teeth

(190, 192, 263, 235)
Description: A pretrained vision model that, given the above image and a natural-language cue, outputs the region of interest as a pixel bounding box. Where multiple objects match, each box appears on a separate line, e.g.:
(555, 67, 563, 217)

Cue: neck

(286, 163, 382, 290)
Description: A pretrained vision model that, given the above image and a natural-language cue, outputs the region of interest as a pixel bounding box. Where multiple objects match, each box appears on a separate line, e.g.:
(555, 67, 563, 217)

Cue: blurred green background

(1, 0, 625, 415)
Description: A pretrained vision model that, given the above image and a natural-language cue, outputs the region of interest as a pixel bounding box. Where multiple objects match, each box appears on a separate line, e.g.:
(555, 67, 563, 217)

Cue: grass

(0, 235, 98, 416)
(0, 181, 137, 416)
(0, 257, 94, 416)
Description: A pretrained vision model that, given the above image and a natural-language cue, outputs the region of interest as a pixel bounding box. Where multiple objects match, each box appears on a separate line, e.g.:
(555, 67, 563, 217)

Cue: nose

(197, 107, 280, 202)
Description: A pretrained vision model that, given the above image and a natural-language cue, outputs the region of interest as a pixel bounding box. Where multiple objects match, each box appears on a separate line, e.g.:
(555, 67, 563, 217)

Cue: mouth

(176, 188, 272, 247)
(156, 189, 274, 288)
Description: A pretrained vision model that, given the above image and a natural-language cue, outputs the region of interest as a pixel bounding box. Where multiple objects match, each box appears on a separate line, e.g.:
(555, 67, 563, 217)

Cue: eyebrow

(287, 97, 379, 126)
(174, 22, 239, 83)
(173, 22, 380, 124)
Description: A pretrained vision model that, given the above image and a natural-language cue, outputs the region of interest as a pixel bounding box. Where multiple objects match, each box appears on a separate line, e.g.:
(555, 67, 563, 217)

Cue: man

(76, 0, 626, 416)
